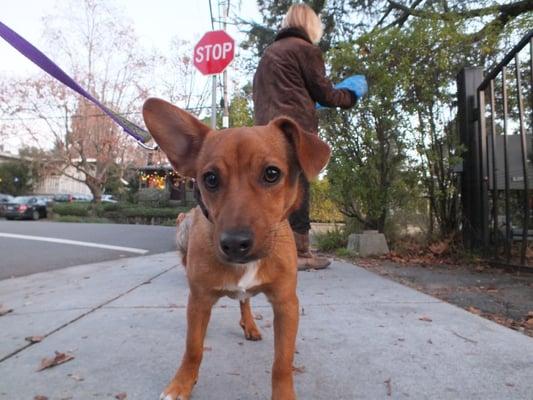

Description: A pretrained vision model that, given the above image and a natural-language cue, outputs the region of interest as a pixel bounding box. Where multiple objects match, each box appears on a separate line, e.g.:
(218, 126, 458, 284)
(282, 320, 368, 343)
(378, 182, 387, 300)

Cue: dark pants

(289, 177, 311, 234)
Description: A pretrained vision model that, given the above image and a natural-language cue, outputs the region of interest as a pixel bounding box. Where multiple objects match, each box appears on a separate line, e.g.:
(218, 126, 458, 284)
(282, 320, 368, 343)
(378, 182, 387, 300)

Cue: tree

(229, 87, 254, 127)
(0, 161, 32, 196)
(243, 0, 532, 240)
(322, 29, 416, 233)
(0, 0, 154, 202)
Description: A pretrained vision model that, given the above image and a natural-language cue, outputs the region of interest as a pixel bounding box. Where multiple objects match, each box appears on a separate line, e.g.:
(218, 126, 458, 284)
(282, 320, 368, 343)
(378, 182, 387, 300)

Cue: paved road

(0, 220, 176, 279)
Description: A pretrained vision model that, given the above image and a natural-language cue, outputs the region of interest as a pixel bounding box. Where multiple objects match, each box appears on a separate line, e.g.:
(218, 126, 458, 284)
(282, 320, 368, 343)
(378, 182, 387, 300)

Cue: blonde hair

(281, 3, 323, 45)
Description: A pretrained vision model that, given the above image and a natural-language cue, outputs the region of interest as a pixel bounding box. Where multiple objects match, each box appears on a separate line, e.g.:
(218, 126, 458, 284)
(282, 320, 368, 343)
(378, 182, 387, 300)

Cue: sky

(0, 0, 261, 152)
(0, 0, 259, 76)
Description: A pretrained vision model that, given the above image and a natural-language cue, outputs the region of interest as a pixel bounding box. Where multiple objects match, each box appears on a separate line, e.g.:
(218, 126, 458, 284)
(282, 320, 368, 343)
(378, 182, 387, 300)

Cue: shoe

(293, 231, 330, 270)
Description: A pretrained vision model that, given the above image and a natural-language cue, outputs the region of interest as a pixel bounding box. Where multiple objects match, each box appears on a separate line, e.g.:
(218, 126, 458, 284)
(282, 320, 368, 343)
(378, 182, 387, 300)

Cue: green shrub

(314, 228, 348, 252)
(50, 200, 192, 225)
(335, 248, 352, 258)
(136, 188, 170, 207)
(120, 206, 188, 218)
(52, 202, 90, 217)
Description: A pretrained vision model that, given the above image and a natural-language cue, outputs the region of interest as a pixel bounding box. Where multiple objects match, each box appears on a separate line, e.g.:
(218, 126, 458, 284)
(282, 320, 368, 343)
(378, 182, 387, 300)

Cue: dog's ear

(143, 98, 210, 177)
(271, 117, 331, 179)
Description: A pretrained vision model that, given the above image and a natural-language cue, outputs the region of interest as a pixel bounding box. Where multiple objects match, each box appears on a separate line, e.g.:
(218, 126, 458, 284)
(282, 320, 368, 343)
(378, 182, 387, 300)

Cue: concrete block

(347, 230, 389, 256)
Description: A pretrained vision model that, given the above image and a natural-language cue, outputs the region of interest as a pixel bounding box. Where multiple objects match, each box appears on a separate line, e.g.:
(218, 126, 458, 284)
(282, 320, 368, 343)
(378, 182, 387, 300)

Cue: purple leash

(0, 20, 157, 150)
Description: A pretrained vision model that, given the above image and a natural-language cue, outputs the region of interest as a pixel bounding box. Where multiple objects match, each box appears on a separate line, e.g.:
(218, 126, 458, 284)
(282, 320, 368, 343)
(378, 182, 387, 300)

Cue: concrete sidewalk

(0, 253, 531, 399)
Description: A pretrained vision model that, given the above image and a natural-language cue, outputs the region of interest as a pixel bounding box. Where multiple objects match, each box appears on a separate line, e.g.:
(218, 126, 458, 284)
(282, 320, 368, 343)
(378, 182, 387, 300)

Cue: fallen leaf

(467, 306, 482, 315)
(115, 392, 127, 400)
(429, 241, 449, 255)
(0, 305, 13, 316)
(68, 373, 84, 382)
(25, 336, 44, 343)
(34, 396, 48, 400)
(419, 316, 432, 322)
(254, 313, 263, 321)
(292, 365, 306, 374)
(37, 351, 75, 371)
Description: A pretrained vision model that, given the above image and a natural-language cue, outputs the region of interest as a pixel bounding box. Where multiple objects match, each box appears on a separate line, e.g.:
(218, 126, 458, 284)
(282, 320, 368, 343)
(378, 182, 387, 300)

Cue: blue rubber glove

(316, 75, 368, 109)
(336, 75, 368, 99)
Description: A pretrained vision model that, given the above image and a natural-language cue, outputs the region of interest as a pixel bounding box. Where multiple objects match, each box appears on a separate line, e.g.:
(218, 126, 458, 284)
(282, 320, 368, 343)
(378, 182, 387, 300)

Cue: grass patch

(313, 228, 348, 252)
(334, 247, 353, 257)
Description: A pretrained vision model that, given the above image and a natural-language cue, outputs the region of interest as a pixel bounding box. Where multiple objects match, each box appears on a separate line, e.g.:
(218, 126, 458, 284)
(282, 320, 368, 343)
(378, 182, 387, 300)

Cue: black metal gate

(457, 31, 532, 268)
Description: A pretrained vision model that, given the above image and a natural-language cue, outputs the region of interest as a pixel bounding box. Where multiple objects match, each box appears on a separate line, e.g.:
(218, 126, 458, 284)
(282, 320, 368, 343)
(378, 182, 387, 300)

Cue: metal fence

(458, 30, 532, 268)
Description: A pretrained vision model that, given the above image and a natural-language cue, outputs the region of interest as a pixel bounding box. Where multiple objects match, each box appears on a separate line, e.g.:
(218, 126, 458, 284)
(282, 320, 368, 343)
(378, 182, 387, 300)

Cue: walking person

(253, 3, 367, 270)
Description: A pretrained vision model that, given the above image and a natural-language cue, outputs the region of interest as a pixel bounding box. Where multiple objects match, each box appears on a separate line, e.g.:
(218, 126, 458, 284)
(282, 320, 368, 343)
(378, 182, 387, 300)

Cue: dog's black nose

(220, 229, 254, 261)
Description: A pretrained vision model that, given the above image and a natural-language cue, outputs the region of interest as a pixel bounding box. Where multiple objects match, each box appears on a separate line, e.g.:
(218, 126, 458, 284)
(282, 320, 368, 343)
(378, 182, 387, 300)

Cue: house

(138, 163, 195, 205)
(34, 166, 92, 197)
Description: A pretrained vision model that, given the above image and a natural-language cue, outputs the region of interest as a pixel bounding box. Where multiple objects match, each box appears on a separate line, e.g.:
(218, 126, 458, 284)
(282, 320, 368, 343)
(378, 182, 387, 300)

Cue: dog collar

(193, 182, 211, 221)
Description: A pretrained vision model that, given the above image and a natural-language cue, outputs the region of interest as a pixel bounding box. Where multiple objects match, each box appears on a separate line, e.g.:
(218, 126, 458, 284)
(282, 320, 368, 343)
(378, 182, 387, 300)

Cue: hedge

(50, 202, 192, 225)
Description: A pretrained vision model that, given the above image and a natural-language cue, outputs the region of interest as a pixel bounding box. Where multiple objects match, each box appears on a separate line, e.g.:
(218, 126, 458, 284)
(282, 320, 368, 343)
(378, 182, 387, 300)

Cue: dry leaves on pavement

(419, 316, 432, 322)
(115, 393, 127, 400)
(25, 335, 44, 343)
(0, 305, 13, 316)
(292, 365, 306, 374)
(37, 351, 75, 371)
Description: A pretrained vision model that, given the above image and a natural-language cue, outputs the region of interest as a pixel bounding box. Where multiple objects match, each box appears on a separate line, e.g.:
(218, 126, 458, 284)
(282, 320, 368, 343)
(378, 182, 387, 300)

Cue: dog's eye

(203, 171, 219, 191)
(263, 166, 281, 184)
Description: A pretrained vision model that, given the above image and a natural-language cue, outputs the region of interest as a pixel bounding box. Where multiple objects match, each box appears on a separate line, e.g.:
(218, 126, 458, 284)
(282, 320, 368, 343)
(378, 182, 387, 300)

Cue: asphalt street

(0, 220, 176, 279)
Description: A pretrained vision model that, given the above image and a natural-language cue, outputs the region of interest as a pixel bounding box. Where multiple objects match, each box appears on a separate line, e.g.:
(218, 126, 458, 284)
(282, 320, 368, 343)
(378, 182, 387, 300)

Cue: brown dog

(143, 98, 330, 400)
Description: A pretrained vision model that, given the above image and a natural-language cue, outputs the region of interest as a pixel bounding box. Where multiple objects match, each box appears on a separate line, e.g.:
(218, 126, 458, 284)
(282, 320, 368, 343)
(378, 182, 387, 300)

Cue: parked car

(0, 194, 14, 217)
(102, 194, 118, 203)
(53, 193, 73, 202)
(73, 194, 93, 202)
(5, 196, 48, 220)
(36, 195, 54, 206)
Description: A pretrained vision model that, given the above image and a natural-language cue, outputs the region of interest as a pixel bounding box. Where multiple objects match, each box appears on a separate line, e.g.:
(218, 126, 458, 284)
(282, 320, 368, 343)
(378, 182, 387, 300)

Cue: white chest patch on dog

(237, 261, 260, 291)
(217, 261, 260, 301)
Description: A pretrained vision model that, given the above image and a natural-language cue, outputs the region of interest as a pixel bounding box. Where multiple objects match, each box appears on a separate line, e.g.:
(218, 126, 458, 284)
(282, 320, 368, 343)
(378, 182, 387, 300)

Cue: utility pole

(211, 76, 217, 129)
(209, 0, 216, 130)
(222, 0, 230, 128)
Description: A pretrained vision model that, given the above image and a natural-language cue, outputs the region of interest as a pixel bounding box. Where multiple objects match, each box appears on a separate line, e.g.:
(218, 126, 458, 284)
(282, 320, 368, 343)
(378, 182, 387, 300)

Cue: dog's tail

(176, 211, 193, 267)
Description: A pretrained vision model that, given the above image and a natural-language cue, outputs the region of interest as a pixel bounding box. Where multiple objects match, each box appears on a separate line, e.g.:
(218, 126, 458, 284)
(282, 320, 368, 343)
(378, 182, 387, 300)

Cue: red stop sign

(193, 30, 235, 75)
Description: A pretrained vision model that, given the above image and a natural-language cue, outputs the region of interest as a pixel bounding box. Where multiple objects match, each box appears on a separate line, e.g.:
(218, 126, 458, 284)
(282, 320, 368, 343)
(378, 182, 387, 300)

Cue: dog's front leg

(270, 293, 299, 400)
(161, 291, 216, 400)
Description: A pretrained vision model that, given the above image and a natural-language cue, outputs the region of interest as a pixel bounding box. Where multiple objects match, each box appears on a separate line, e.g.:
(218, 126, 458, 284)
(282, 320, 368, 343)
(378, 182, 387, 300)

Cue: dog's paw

(159, 390, 189, 400)
(240, 319, 262, 341)
(159, 379, 194, 400)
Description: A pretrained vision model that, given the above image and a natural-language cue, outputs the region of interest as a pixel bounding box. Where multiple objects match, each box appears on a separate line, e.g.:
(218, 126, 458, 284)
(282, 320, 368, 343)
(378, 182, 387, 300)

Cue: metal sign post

(193, 30, 235, 130)
(211, 75, 217, 129)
